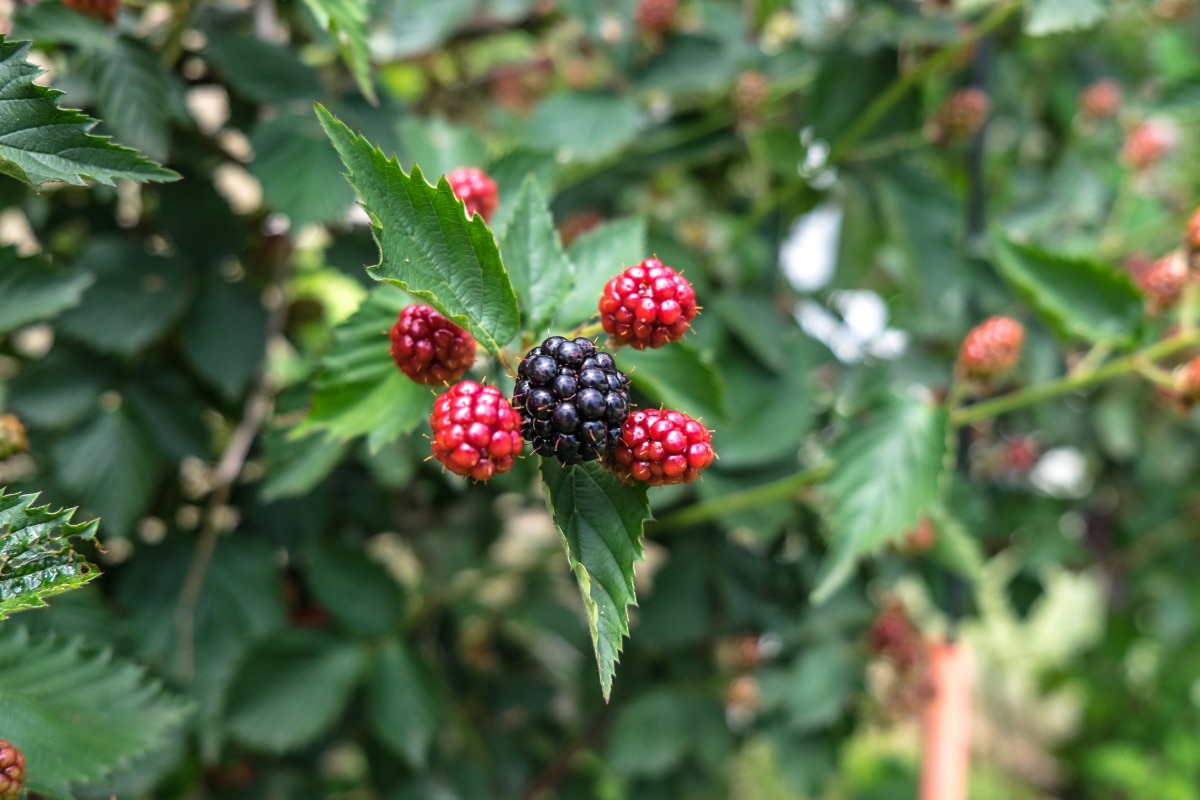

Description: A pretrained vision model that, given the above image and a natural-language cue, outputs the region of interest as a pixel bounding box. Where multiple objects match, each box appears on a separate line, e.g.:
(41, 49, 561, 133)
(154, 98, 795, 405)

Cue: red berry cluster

(390, 304, 477, 385)
(866, 601, 934, 724)
(1078, 79, 1122, 122)
(608, 408, 715, 486)
(956, 315, 1025, 382)
(925, 87, 990, 144)
(429, 381, 524, 481)
(1122, 121, 1174, 171)
(446, 167, 499, 223)
(1134, 252, 1188, 315)
(0, 740, 25, 800)
(599, 258, 698, 350)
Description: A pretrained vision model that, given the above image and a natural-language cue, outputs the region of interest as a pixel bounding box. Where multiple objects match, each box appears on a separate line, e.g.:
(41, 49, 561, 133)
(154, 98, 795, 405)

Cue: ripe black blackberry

(513, 336, 631, 465)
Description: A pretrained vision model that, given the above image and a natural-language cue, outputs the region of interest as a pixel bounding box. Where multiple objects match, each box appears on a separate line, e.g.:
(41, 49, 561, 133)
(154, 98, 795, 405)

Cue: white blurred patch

(186, 85, 231, 136)
(1030, 447, 1091, 498)
(794, 290, 909, 363)
(780, 203, 841, 293)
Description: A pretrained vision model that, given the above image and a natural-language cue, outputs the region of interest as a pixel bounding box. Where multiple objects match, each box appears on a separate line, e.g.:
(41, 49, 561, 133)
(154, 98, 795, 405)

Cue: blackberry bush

(512, 336, 631, 465)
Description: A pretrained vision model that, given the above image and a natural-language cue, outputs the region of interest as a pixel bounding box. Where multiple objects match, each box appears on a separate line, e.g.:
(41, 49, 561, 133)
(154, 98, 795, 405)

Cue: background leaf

(526, 92, 641, 162)
(179, 280, 267, 401)
(812, 394, 948, 603)
(617, 341, 728, 423)
(499, 175, 575, 334)
(0, 40, 177, 186)
(203, 33, 322, 104)
(303, 538, 404, 638)
(991, 236, 1142, 345)
(1026, 0, 1109, 36)
(318, 105, 520, 354)
(540, 460, 651, 700)
(0, 247, 93, 334)
(0, 626, 188, 798)
(251, 112, 357, 228)
(94, 34, 171, 161)
(0, 489, 99, 620)
(301, 0, 375, 103)
(367, 639, 442, 766)
(556, 217, 647, 329)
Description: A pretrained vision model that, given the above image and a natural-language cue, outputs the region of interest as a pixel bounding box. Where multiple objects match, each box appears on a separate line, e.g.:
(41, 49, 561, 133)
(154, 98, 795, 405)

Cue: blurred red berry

(1003, 435, 1040, 474)
(1134, 253, 1189, 314)
(63, 0, 118, 21)
(446, 167, 499, 223)
(0, 740, 25, 800)
(0, 415, 27, 460)
(1122, 122, 1175, 171)
(1079, 79, 1122, 122)
(558, 211, 605, 248)
(635, 0, 678, 34)
(957, 316, 1025, 382)
(1174, 357, 1200, 406)
(732, 70, 770, 129)
(926, 87, 990, 144)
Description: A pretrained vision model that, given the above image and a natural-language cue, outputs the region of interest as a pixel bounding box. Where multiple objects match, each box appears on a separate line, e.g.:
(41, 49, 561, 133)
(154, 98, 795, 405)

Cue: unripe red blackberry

(0, 740, 25, 800)
(1174, 357, 1200, 406)
(732, 71, 769, 128)
(1134, 253, 1188, 314)
(0, 414, 28, 460)
(609, 408, 715, 486)
(1186, 207, 1200, 252)
(1078, 79, 1122, 122)
(899, 517, 936, 554)
(63, 0, 119, 21)
(389, 305, 476, 385)
(513, 337, 631, 465)
(446, 167, 499, 223)
(558, 211, 604, 248)
(635, 0, 678, 34)
(956, 316, 1024, 382)
(925, 87, 990, 144)
(599, 258, 698, 350)
(1122, 121, 1175, 171)
(866, 600, 922, 670)
(1003, 435, 1040, 475)
(429, 381, 523, 481)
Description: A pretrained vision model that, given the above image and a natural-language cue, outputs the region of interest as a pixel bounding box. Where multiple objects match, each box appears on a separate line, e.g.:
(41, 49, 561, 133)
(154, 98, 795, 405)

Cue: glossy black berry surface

(512, 336, 631, 465)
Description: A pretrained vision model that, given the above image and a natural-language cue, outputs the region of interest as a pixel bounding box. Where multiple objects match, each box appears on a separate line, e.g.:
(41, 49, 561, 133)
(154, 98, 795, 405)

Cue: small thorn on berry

(446, 167, 499, 223)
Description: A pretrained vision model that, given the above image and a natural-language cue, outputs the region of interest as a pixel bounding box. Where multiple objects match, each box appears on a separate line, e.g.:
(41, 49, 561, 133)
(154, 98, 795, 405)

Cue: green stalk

(652, 462, 833, 531)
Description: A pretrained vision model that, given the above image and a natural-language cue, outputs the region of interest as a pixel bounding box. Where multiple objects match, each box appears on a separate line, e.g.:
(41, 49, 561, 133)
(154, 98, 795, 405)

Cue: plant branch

(951, 330, 1200, 427)
(652, 461, 833, 532)
(173, 253, 292, 684)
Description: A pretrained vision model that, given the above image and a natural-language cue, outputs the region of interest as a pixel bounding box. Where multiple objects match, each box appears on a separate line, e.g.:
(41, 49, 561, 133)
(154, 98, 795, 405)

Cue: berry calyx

(0, 414, 28, 461)
(1078, 79, 1122, 122)
(446, 167, 499, 223)
(599, 258, 699, 349)
(608, 407, 715, 486)
(1134, 252, 1189, 314)
(925, 87, 990, 144)
(0, 740, 25, 800)
(512, 337, 631, 465)
(956, 316, 1025, 382)
(429, 381, 523, 481)
(389, 305, 477, 385)
(635, 0, 678, 35)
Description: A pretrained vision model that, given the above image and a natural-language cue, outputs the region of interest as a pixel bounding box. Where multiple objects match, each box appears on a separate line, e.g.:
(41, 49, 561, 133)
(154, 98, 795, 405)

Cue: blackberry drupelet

(512, 336, 631, 465)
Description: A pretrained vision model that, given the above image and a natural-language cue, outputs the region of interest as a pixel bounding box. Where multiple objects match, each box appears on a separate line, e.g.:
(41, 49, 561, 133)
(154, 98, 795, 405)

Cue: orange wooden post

(920, 640, 971, 800)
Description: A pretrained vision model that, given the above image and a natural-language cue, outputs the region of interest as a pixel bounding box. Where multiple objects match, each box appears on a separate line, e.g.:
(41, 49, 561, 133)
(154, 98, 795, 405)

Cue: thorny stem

(173, 250, 292, 683)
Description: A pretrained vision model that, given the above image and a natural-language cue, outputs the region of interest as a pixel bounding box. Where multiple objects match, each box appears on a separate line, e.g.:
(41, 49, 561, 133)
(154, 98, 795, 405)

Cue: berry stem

(652, 461, 833, 531)
(844, 131, 930, 162)
(572, 321, 605, 340)
(951, 328, 1200, 427)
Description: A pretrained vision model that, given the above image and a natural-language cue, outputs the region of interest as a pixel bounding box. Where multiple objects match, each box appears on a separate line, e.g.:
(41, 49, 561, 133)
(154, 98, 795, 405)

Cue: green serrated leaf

(367, 639, 442, 766)
(526, 91, 641, 162)
(0, 626, 189, 797)
(811, 394, 947, 604)
(296, 285, 433, 448)
(225, 629, 366, 753)
(540, 460, 651, 700)
(557, 217, 647, 328)
(94, 34, 171, 162)
(317, 104, 520, 354)
(616, 341, 728, 423)
(1025, 0, 1109, 36)
(0, 246, 93, 333)
(0, 39, 178, 187)
(303, 539, 404, 638)
(991, 235, 1142, 345)
(52, 405, 161, 538)
(302, 0, 376, 103)
(0, 489, 100, 620)
(250, 112, 357, 229)
(500, 175, 575, 334)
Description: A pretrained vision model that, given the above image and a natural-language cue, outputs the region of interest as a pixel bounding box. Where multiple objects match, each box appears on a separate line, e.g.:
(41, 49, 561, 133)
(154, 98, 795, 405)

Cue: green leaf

(526, 92, 641, 162)
(0, 489, 100, 620)
(0, 246, 93, 333)
(811, 394, 947, 604)
(179, 280, 267, 401)
(203, 33, 322, 104)
(260, 425, 352, 503)
(7, 350, 110, 430)
(225, 629, 366, 753)
(616, 341, 727, 423)
(927, 504, 984, 582)
(94, 35, 171, 161)
(486, 148, 557, 234)
(556, 217, 647, 328)
(250, 112, 357, 229)
(301, 0, 376, 103)
(539, 460, 652, 700)
(758, 644, 856, 731)
(0, 39, 178, 187)
(991, 236, 1142, 345)
(10, 2, 117, 50)
(499, 175, 575, 334)
(0, 626, 188, 798)
(396, 116, 488, 181)
(605, 689, 687, 778)
(317, 104, 520, 354)
(303, 539, 404, 638)
(367, 639, 442, 766)
(1026, 0, 1109, 36)
(295, 285, 433, 450)
(369, 0, 477, 61)
(52, 405, 161, 538)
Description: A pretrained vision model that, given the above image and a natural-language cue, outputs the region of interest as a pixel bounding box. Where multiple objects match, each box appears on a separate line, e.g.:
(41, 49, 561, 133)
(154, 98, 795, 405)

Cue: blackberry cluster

(513, 337, 631, 465)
